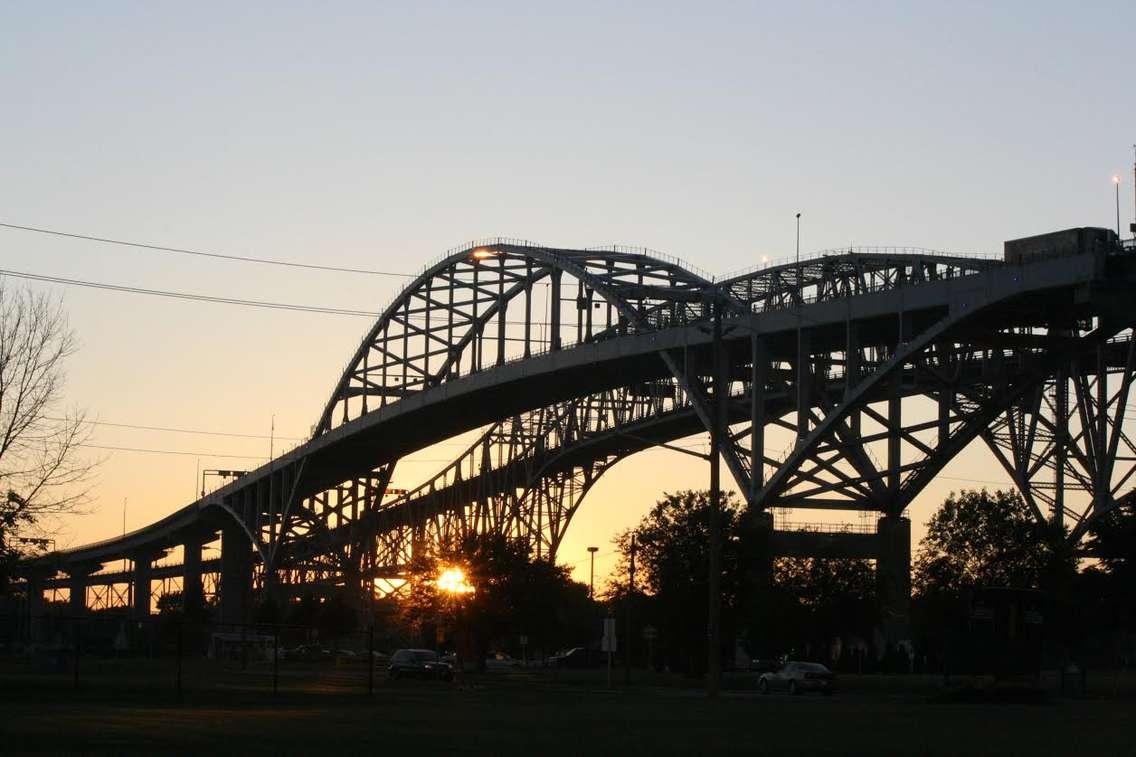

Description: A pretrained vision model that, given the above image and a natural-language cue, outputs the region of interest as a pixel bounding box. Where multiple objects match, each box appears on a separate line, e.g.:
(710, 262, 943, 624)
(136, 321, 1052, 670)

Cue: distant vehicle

(748, 658, 780, 674)
(388, 649, 454, 681)
(485, 652, 522, 671)
(547, 647, 596, 669)
(286, 644, 332, 662)
(758, 661, 836, 695)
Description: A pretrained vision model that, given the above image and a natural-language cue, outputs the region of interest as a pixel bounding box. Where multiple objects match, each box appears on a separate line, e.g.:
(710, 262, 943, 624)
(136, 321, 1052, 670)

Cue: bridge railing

(715, 245, 999, 284)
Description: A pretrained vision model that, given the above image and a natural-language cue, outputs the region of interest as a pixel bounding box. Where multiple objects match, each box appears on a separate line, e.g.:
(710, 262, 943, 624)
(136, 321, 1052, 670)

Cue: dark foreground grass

(2, 669, 1133, 755)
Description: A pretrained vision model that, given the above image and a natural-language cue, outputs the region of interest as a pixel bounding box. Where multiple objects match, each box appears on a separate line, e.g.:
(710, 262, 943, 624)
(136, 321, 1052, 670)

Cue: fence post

(272, 630, 279, 697)
(176, 621, 184, 703)
(368, 624, 375, 695)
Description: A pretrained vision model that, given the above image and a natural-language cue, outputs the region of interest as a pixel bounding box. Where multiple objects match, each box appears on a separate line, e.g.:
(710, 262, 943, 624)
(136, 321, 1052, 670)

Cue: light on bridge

(470, 248, 497, 261)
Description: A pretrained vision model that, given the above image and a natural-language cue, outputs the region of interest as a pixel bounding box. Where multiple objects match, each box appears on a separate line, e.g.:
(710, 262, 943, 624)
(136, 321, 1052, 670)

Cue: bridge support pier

(876, 515, 911, 650)
(67, 567, 90, 618)
(220, 523, 252, 627)
(131, 552, 156, 621)
(182, 537, 203, 613)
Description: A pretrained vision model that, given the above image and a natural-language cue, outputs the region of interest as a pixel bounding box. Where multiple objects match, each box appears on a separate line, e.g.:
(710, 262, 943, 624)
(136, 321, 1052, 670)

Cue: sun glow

(436, 566, 475, 594)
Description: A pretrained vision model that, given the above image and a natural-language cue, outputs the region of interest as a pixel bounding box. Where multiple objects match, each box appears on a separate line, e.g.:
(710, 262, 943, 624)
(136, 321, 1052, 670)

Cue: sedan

(388, 649, 454, 681)
(758, 661, 836, 695)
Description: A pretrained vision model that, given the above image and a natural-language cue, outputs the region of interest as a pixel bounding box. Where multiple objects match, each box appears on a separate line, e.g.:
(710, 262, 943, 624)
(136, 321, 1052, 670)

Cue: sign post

(601, 617, 617, 689)
(642, 625, 658, 673)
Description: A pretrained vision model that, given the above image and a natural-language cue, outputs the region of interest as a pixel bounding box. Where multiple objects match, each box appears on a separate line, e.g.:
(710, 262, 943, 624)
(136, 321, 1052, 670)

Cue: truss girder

(36, 242, 1136, 599)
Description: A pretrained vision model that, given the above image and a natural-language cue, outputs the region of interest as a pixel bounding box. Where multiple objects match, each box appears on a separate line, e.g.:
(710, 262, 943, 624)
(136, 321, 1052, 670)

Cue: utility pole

(587, 546, 598, 599)
(625, 535, 635, 685)
(707, 296, 725, 698)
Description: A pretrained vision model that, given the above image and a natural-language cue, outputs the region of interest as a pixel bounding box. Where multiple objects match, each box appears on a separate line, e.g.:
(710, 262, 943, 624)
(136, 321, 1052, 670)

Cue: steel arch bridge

(22, 229, 1136, 634)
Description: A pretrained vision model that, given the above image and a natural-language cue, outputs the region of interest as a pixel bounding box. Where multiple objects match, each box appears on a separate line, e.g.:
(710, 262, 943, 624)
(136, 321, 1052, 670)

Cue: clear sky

(2, 2, 1134, 587)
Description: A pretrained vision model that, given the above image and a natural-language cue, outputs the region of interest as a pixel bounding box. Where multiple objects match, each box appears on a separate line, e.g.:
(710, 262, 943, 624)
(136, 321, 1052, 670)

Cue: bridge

(19, 226, 1136, 643)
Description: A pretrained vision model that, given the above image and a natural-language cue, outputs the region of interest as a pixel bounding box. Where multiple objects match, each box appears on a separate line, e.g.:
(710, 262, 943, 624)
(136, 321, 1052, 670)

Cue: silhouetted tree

(772, 557, 877, 661)
(608, 490, 747, 674)
(912, 488, 1078, 664)
(397, 534, 593, 664)
(0, 282, 94, 593)
(913, 488, 1070, 596)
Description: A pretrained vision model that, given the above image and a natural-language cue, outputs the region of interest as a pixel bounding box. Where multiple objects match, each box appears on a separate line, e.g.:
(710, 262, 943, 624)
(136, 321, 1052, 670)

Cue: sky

(2, 1, 1134, 588)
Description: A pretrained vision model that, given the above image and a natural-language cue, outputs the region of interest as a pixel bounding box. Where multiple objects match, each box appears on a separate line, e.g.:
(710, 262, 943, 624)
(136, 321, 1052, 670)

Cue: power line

(80, 443, 267, 460)
(0, 266, 559, 328)
(50, 415, 306, 441)
(0, 267, 379, 318)
(81, 441, 457, 465)
(0, 221, 414, 278)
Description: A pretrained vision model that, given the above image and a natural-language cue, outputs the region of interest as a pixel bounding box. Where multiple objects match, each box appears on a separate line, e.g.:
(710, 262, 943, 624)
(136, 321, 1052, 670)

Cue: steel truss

(983, 330, 1136, 542)
(31, 240, 1136, 609)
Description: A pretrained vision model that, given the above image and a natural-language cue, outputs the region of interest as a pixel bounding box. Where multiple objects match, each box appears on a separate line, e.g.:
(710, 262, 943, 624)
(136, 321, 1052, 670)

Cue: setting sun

(436, 566, 475, 595)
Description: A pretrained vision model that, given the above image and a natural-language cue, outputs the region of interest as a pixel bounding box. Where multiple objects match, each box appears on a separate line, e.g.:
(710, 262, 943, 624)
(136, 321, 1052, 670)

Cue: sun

(436, 566, 475, 595)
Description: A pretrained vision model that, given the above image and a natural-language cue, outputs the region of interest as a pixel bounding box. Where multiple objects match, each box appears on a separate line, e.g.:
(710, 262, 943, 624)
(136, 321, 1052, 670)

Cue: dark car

(758, 661, 836, 695)
(388, 648, 454, 681)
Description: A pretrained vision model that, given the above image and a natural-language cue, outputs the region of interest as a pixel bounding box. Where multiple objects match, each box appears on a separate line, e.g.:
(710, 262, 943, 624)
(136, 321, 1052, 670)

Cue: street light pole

(625, 535, 635, 686)
(587, 546, 598, 599)
(1115, 175, 1122, 239)
(795, 212, 801, 266)
(707, 296, 724, 698)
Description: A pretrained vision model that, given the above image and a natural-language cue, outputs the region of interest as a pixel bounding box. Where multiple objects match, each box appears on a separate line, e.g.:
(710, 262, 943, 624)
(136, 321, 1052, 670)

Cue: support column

(876, 516, 912, 649)
(67, 566, 91, 617)
(182, 537, 203, 613)
(131, 551, 157, 621)
(220, 522, 253, 626)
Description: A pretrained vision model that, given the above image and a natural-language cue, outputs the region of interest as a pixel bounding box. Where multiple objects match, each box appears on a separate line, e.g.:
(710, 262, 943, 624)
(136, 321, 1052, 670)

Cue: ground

(1, 662, 1133, 755)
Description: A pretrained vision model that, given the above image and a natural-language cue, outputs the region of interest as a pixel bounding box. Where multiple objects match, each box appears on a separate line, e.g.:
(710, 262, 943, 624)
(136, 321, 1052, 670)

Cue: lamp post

(795, 212, 801, 266)
(587, 546, 598, 599)
(1115, 175, 1122, 239)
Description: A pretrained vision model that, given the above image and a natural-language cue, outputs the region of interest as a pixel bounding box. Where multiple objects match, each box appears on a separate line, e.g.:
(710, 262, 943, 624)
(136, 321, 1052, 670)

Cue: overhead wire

(0, 221, 414, 278)
(0, 267, 380, 318)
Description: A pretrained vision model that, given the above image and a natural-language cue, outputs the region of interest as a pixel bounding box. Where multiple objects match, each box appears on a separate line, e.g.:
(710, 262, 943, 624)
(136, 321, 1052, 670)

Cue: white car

(758, 661, 836, 695)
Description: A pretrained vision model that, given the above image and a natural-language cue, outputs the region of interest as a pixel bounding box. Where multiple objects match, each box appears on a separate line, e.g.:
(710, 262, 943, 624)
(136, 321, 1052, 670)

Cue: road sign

(642, 625, 658, 641)
(601, 617, 617, 652)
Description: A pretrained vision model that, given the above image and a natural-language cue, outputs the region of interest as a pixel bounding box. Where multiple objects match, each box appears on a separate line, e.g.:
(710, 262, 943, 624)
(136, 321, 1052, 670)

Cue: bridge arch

(314, 240, 714, 436)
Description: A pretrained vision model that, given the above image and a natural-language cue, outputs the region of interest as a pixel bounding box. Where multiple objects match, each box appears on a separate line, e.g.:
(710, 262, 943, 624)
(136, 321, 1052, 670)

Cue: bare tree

(0, 279, 94, 581)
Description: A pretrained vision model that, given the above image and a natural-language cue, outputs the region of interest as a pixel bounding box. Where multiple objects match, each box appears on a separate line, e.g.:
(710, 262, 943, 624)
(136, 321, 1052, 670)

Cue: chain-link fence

(0, 613, 395, 700)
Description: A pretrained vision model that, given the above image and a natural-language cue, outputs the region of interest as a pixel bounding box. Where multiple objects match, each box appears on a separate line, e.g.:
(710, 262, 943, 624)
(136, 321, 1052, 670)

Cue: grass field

(2, 663, 1134, 755)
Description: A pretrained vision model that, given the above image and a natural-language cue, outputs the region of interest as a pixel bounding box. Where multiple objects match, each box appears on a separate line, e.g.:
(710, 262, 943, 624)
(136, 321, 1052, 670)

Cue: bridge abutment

(220, 523, 252, 626)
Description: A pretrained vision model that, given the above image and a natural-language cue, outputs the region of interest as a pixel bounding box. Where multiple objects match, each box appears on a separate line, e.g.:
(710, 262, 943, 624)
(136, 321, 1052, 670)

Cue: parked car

(758, 661, 836, 695)
(388, 649, 454, 681)
(485, 652, 522, 671)
(288, 644, 332, 662)
(547, 647, 597, 669)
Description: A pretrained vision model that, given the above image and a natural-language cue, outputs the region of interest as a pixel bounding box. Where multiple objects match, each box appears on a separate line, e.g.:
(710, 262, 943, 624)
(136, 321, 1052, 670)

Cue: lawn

(2, 664, 1133, 755)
